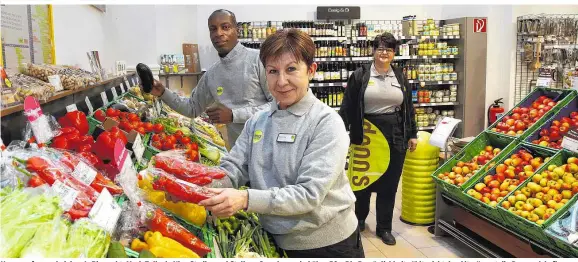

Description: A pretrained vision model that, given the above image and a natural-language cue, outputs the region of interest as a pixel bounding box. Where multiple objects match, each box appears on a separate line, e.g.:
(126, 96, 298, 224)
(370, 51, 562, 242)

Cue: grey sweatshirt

(160, 42, 273, 144)
(219, 90, 358, 250)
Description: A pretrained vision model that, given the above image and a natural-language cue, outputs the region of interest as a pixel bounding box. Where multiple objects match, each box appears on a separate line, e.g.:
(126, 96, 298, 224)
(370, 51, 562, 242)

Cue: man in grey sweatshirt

(150, 9, 273, 145)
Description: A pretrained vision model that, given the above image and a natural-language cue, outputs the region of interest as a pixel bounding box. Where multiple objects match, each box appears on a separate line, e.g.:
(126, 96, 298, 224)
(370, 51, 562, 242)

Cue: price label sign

(100, 91, 109, 105)
(71, 161, 97, 185)
(48, 75, 63, 92)
(124, 76, 130, 88)
(562, 128, 578, 153)
(132, 134, 145, 163)
(66, 104, 78, 112)
(85, 96, 94, 115)
(88, 188, 122, 234)
(120, 83, 126, 93)
(112, 87, 119, 100)
(52, 180, 79, 211)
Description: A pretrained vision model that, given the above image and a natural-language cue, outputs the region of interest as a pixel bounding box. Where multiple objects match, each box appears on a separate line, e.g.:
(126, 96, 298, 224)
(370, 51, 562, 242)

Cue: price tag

(88, 188, 122, 234)
(48, 75, 63, 92)
(562, 128, 578, 153)
(331, 58, 336, 61)
(51, 180, 79, 211)
(71, 161, 98, 185)
(449, 81, 454, 84)
(66, 104, 78, 112)
(124, 76, 130, 88)
(438, 81, 443, 84)
(155, 100, 163, 115)
(85, 96, 94, 116)
(111, 87, 119, 100)
(132, 134, 145, 163)
(432, 56, 438, 58)
(120, 83, 126, 93)
(100, 91, 109, 105)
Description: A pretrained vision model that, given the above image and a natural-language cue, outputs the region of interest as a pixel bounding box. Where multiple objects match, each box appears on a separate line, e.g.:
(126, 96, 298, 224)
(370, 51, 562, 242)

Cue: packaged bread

(23, 63, 101, 90)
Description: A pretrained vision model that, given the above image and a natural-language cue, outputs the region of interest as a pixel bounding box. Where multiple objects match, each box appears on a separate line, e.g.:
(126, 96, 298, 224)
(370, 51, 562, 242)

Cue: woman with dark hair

(198, 29, 364, 258)
(339, 32, 418, 246)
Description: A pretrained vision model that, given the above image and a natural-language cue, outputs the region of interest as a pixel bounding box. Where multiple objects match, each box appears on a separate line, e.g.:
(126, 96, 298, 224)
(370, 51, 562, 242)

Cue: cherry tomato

(128, 113, 139, 121)
(137, 127, 145, 135)
(152, 141, 162, 149)
(190, 142, 198, 151)
(106, 108, 116, 117)
(94, 110, 106, 122)
(166, 135, 177, 144)
(181, 137, 191, 144)
(153, 123, 164, 133)
(143, 122, 153, 132)
(152, 134, 160, 142)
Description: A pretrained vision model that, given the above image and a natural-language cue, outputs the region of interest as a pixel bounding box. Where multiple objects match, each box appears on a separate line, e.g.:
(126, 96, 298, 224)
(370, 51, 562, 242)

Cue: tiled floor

(361, 190, 482, 258)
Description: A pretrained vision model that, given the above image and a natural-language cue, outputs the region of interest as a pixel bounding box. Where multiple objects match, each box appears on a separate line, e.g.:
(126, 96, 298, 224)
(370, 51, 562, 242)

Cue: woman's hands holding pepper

(198, 188, 248, 217)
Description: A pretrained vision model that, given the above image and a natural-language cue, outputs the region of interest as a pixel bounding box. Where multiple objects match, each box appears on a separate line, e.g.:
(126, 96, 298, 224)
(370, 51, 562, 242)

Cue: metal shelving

(408, 80, 458, 85)
(414, 102, 459, 107)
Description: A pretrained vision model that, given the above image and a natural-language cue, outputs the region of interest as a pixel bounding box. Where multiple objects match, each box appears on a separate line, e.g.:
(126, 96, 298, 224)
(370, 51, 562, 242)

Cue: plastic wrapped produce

(138, 168, 216, 204)
(23, 63, 101, 90)
(6, 72, 55, 102)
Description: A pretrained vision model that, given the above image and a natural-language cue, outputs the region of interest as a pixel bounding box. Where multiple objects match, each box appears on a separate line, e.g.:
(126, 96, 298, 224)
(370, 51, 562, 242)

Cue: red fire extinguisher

(488, 98, 505, 127)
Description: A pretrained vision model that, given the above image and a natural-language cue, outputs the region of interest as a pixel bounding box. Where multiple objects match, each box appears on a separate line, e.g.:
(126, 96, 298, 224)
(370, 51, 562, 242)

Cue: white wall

(52, 5, 106, 70)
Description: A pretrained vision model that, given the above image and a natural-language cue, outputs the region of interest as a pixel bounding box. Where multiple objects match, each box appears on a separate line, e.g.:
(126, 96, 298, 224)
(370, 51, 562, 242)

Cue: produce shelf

(309, 82, 347, 87)
(408, 80, 459, 85)
(414, 102, 459, 107)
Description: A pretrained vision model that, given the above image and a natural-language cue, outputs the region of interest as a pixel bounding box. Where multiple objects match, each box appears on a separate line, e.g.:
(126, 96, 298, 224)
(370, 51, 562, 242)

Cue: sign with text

(317, 6, 360, 20)
(473, 18, 487, 33)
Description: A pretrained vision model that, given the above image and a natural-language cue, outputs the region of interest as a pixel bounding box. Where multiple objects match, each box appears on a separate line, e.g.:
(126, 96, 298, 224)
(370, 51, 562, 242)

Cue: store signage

(473, 18, 487, 33)
(317, 6, 360, 20)
(562, 127, 578, 153)
(24, 96, 54, 144)
(120, 83, 126, 93)
(536, 68, 554, 87)
(85, 96, 94, 115)
(111, 87, 119, 100)
(48, 75, 63, 92)
(100, 92, 109, 105)
(66, 104, 78, 112)
(347, 119, 390, 191)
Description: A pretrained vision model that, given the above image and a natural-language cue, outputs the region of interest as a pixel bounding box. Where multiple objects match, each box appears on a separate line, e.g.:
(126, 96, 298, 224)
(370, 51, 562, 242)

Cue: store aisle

(361, 189, 482, 258)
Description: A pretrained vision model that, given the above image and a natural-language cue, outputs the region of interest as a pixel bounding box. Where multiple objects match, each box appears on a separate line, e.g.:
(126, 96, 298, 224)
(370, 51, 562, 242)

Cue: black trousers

(354, 113, 407, 233)
(284, 229, 365, 258)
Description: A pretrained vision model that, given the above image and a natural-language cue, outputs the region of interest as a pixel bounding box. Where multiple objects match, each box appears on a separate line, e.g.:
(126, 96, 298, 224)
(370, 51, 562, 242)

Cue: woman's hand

(408, 138, 418, 152)
(198, 188, 248, 218)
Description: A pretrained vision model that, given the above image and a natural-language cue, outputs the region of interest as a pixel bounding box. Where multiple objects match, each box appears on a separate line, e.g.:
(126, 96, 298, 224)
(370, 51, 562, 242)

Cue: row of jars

(414, 86, 458, 103)
(419, 72, 458, 82)
(416, 108, 456, 127)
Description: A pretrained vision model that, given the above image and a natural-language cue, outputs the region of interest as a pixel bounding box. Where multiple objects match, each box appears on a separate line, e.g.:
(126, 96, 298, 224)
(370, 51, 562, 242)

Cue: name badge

(277, 133, 296, 143)
(391, 82, 401, 88)
(368, 80, 375, 86)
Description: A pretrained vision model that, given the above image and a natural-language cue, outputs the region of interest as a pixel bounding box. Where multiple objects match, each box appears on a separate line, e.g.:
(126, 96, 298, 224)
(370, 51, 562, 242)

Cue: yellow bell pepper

(130, 238, 149, 252)
(144, 231, 200, 258)
(149, 246, 191, 258)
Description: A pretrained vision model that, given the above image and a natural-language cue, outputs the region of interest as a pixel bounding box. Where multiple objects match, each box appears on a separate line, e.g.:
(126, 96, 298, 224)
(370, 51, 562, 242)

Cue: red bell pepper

(146, 208, 211, 257)
(154, 155, 226, 179)
(144, 169, 216, 204)
(58, 111, 89, 135)
(59, 151, 123, 195)
(79, 152, 101, 166)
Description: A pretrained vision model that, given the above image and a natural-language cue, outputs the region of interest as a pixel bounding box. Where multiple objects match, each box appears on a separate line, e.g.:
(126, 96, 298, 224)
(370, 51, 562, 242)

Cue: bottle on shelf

(341, 62, 348, 82)
(323, 63, 332, 83)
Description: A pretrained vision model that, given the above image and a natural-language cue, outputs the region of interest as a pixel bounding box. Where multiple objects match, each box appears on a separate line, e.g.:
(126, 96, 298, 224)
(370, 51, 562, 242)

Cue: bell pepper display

(138, 175, 207, 226)
(93, 127, 127, 161)
(142, 231, 200, 258)
(153, 155, 225, 184)
(58, 151, 123, 195)
(12, 155, 98, 221)
(51, 127, 95, 153)
(140, 169, 216, 204)
(145, 208, 211, 257)
(58, 111, 89, 135)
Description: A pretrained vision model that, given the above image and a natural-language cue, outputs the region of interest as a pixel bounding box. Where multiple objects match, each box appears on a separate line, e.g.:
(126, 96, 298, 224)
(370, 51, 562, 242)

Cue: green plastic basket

(487, 88, 576, 140)
(431, 131, 518, 205)
(496, 149, 578, 248)
(462, 143, 557, 224)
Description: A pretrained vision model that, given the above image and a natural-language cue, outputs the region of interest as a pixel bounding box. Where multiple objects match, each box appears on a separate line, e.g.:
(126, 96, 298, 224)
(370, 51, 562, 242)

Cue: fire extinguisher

(488, 98, 505, 127)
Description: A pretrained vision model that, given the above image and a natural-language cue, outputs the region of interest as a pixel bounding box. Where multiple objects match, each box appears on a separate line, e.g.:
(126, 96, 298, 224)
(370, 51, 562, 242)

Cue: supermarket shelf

(309, 82, 347, 87)
(240, 35, 461, 42)
(0, 73, 136, 117)
(417, 126, 436, 130)
(313, 55, 458, 62)
(408, 80, 458, 85)
(396, 55, 459, 60)
(413, 102, 459, 107)
(313, 57, 350, 62)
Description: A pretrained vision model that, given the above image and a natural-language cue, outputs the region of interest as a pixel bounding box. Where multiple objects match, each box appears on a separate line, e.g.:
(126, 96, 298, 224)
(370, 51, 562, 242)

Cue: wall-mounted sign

(473, 18, 487, 33)
(316, 6, 360, 20)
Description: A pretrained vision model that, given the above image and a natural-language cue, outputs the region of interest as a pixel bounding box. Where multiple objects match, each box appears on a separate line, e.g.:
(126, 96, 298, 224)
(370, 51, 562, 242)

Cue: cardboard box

(183, 43, 201, 73)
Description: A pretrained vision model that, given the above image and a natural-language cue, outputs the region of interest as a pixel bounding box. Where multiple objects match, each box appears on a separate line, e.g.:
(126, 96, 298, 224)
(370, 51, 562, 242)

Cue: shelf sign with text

(317, 6, 360, 20)
(562, 127, 578, 153)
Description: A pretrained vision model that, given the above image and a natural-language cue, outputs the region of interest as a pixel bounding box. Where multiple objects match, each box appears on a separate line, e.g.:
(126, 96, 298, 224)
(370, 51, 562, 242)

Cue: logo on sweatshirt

(253, 130, 263, 143)
(216, 86, 224, 96)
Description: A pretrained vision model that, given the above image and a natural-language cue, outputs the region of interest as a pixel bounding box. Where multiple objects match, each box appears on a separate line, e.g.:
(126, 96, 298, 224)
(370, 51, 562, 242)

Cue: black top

(338, 63, 418, 147)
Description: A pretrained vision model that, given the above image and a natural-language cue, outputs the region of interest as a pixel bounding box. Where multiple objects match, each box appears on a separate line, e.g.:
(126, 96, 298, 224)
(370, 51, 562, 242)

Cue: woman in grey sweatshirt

(199, 29, 363, 258)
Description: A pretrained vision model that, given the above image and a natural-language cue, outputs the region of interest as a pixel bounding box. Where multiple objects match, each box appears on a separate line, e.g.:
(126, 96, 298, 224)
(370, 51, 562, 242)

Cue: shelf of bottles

(238, 20, 461, 110)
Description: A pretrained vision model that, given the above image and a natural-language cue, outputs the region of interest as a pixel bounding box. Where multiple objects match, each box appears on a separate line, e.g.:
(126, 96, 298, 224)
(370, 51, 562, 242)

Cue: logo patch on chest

(253, 130, 263, 143)
(216, 86, 224, 96)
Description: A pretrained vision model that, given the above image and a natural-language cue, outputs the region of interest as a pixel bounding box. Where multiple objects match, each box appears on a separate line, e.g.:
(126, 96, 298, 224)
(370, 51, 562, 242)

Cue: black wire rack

(514, 14, 578, 103)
